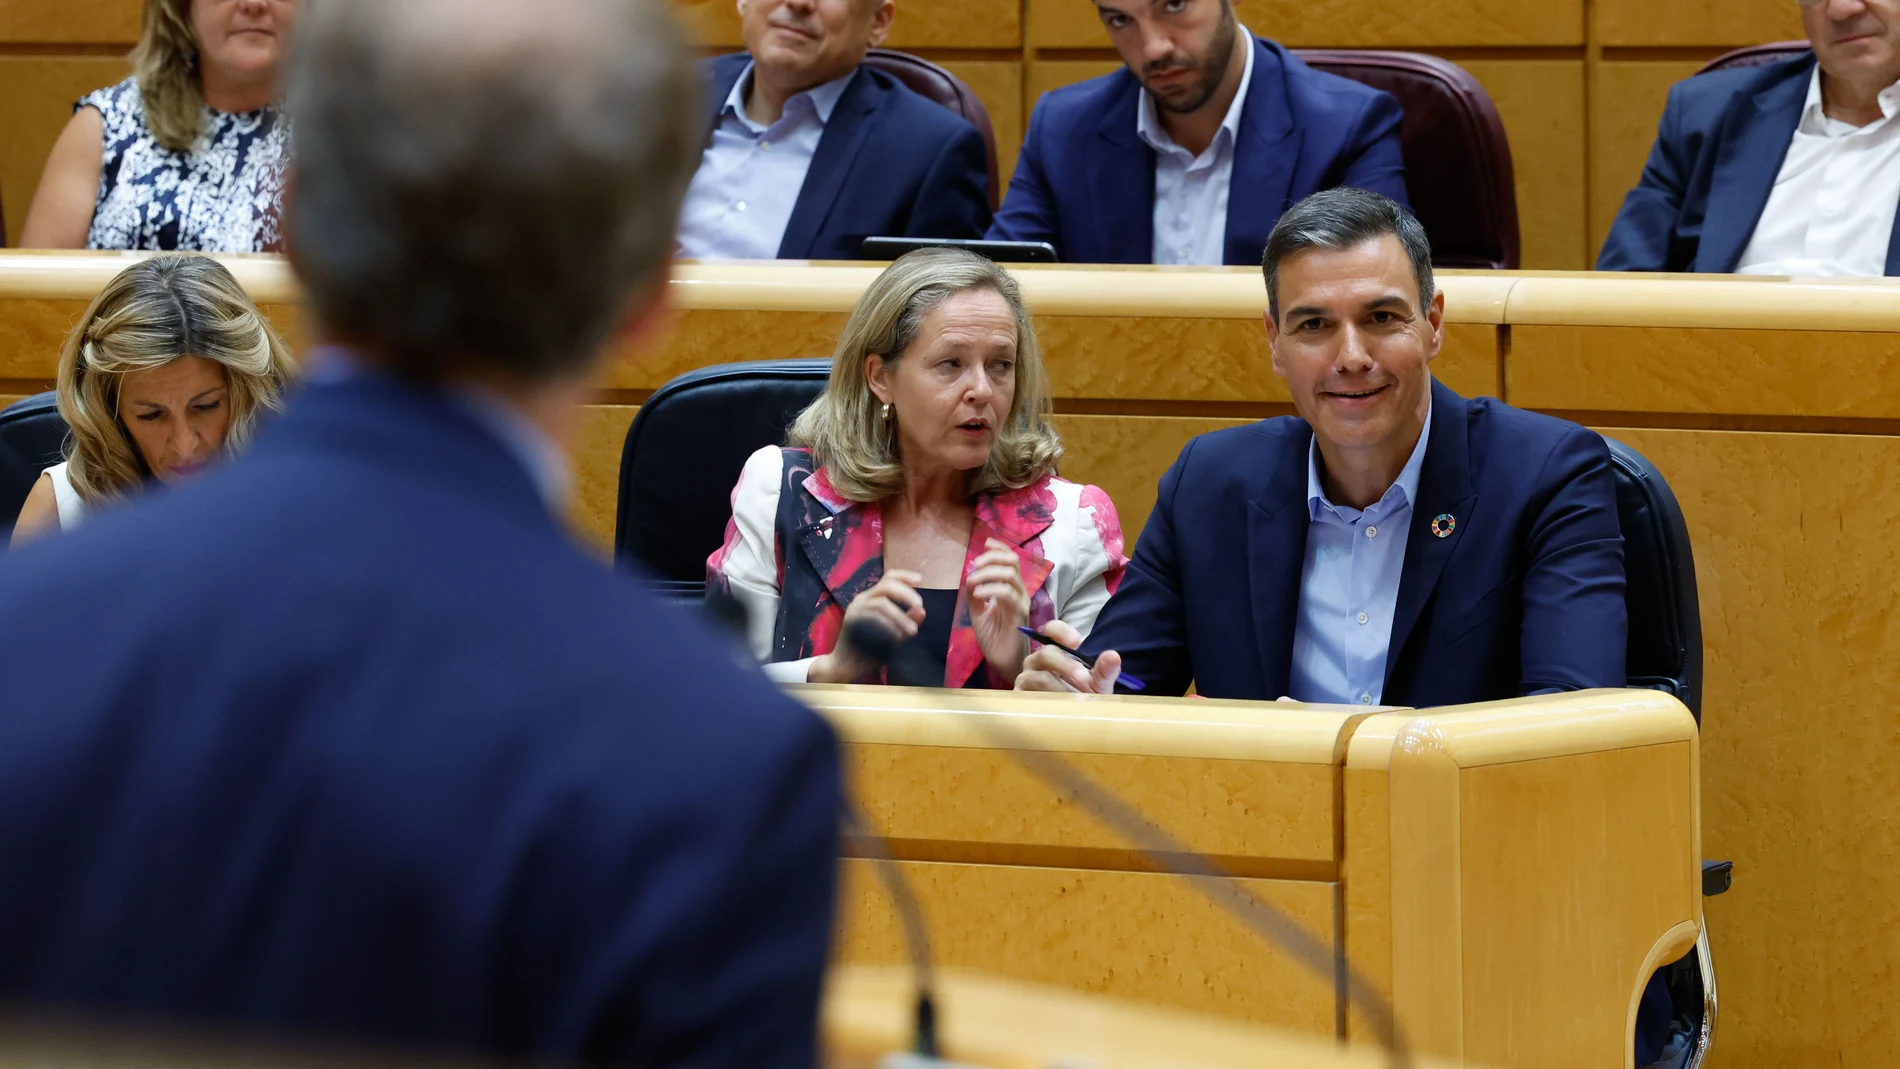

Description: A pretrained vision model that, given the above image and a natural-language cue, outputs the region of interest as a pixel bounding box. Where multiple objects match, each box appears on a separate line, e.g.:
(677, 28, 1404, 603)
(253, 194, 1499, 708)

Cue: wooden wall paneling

(1598, 427, 1900, 1069)
(601, 308, 846, 391)
(836, 859, 1342, 1032)
(0, 0, 138, 44)
(1027, 0, 1584, 48)
(1050, 414, 1252, 548)
(936, 60, 1025, 196)
(675, 0, 1023, 49)
(0, 57, 133, 246)
(1594, 0, 1804, 48)
(1509, 326, 1900, 419)
(571, 403, 639, 551)
(0, 296, 87, 379)
(1456, 59, 1587, 270)
(1586, 60, 1707, 261)
(1025, 60, 1121, 113)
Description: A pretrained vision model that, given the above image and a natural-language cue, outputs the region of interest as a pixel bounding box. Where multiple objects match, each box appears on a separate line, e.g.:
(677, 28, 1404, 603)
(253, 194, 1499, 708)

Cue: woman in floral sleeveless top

(19, 0, 298, 252)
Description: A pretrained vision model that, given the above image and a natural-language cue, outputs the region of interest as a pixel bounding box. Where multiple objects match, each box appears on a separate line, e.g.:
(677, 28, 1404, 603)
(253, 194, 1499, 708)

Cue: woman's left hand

(967, 538, 1031, 681)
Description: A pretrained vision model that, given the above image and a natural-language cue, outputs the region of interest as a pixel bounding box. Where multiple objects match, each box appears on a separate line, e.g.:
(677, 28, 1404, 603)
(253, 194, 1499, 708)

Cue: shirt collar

(1135, 27, 1255, 160)
(724, 61, 857, 132)
(302, 346, 573, 511)
(1306, 388, 1433, 521)
(1799, 64, 1900, 134)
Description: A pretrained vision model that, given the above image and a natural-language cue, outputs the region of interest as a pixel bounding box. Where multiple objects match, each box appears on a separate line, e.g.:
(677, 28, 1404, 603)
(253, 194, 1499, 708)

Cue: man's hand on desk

(1014, 620, 1122, 694)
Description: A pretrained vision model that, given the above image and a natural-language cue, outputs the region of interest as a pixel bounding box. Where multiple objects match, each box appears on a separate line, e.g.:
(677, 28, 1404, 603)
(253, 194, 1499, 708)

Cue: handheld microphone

(838, 615, 1410, 1068)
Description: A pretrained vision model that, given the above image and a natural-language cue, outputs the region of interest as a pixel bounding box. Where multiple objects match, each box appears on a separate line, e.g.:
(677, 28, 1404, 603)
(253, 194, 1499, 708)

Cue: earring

(881, 403, 892, 421)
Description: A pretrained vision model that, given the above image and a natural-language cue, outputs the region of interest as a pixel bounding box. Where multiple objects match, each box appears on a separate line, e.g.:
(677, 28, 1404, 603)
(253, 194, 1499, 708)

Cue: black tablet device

(860, 236, 1059, 263)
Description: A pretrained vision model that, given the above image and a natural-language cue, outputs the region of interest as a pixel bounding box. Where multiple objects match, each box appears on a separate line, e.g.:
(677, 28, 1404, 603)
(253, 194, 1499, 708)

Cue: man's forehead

(1279, 240, 1416, 298)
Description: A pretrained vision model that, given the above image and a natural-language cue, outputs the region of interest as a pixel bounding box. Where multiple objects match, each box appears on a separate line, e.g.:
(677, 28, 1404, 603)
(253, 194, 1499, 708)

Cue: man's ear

(1423, 288, 1446, 365)
(867, 0, 895, 46)
(864, 353, 892, 404)
(1263, 309, 1288, 380)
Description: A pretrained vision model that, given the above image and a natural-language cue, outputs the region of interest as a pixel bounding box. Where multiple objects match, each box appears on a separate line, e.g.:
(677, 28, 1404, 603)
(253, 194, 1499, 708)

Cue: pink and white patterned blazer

(708, 445, 1128, 688)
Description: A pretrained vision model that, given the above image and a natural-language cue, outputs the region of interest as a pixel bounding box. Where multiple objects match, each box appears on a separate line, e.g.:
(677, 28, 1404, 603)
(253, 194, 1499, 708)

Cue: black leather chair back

(1604, 437, 1703, 724)
(0, 392, 68, 538)
(615, 360, 831, 596)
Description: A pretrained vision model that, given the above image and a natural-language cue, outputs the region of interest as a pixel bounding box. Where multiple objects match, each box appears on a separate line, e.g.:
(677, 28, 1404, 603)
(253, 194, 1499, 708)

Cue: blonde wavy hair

(788, 247, 1061, 503)
(131, 0, 213, 153)
(58, 255, 295, 505)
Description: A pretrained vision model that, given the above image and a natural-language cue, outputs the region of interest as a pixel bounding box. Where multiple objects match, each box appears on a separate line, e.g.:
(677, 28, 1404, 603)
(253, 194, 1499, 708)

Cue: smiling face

(1267, 234, 1442, 465)
(867, 287, 1019, 477)
(738, 0, 892, 94)
(1094, 0, 1238, 115)
(1806, 0, 1900, 92)
(190, 0, 299, 92)
(116, 355, 233, 485)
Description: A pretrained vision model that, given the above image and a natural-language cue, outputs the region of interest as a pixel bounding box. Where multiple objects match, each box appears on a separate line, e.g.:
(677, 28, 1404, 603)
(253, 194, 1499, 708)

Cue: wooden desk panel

(1593, 0, 1802, 48)
(1599, 427, 1900, 1069)
(838, 860, 1340, 1033)
(1025, 0, 1583, 48)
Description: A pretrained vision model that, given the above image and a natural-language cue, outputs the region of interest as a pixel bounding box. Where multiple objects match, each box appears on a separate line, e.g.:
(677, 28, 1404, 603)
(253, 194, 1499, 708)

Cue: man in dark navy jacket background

(678, 0, 992, 261)
(987, 0, 1407, 265)
(0, 1, 840, 1066)
(1597, 0, 1900, 276)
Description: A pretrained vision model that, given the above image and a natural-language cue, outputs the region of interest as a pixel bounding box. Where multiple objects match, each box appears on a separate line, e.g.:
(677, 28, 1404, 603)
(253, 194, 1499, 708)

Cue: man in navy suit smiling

(1019, 189, 1628, 708)
(678, 0, 992, 260)
(0, 0, 839, 1066)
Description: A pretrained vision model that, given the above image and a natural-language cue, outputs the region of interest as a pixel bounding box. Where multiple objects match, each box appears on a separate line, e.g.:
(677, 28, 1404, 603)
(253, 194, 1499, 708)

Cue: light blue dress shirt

(676, 63, 856, 261)
(1134, 28, 1255, 266)
(1288, 398, 1433, 706)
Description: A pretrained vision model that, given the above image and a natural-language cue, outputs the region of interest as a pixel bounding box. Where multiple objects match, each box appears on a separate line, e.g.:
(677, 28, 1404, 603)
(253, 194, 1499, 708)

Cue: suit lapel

(1090, 76, 1156, 264)
(796, 493, 884, 623)
(1248, 426, 1313, 699)
(778, 68, 879, 259)
(1224, 37, 1300, 266)
(1385, 380, 1475, 688)
(1696, 60, 1811, 272)
(702, 54, 748, 133)
(1884, 199, 1900, 276)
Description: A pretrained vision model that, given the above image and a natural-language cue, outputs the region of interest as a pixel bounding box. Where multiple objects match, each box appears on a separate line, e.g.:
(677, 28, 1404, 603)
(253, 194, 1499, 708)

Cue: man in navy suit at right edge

(0, 0, 839, 1066)
(1019, 189, 1696, 1067)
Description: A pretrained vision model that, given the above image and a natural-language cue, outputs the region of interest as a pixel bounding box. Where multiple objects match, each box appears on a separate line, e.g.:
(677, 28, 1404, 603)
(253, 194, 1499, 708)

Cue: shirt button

(734, 200, 748, 212)
(1357, 611, 1369, 625)
(761, 141, 772, 151)
(1360, 693, 1373, 705)
(1365, 525, 1378, 539)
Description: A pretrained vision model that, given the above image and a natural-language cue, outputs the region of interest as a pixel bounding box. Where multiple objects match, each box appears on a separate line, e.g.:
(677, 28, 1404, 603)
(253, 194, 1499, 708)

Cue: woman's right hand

(806, 570, 926, 684)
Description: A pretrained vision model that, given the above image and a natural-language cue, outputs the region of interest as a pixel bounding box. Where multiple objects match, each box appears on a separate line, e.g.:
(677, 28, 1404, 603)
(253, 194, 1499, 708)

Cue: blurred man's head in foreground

(284, 0, 701, 386)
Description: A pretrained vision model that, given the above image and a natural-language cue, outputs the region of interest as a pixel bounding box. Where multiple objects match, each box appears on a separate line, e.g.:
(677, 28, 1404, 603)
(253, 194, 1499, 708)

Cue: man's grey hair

(1261, 188, 1435, 324)
(284, 0, 701, 382)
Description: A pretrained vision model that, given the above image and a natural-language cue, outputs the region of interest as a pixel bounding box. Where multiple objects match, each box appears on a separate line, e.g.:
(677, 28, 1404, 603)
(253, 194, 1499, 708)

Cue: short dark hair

(1261, 188, 1434, 324)
(284, 0, 702, 383)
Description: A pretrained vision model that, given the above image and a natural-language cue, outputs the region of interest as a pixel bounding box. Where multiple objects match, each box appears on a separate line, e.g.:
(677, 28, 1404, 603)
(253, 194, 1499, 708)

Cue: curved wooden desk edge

(791, 683, 1365, 763)
(1343, 688, 1697, 772)
(825, 965, 1484, 1069)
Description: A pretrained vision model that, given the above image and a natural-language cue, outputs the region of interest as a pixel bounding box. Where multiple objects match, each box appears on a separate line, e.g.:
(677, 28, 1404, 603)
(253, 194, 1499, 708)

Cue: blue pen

(1018, 626, 1146, 692)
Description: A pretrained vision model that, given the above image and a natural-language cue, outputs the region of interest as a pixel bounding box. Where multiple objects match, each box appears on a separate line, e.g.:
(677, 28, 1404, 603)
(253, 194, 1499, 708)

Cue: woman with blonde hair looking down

(709, 247, 1128, 688)
(11, 255, 295, 545)
(19, 0, 297, 250)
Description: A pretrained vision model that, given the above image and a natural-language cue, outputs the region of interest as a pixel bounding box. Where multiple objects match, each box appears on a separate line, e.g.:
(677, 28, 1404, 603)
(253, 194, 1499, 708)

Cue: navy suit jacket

(704, 54, 992, 259)
(986, 36, 1408, 265)
(0, 374, 841, 1067)
(1597, 53, 1900, 274)
(1083, 379, 1627, 705)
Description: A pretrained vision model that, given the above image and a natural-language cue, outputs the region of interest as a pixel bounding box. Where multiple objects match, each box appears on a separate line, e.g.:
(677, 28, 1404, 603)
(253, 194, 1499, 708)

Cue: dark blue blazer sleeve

(1080, 438, 1198, 697)
(986, 97, 1060, 247)
(609, 713, 842, 1069)
(1596, 82, 1693, 271)
(1337, 88, 1410, 207)
(905, 122, 992, 239)
(1515, 426, 1628, 693)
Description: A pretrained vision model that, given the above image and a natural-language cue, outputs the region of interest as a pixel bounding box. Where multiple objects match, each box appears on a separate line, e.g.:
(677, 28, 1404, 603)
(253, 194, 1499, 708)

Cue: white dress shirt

(1135, 30, 1255, 266)
(1736, 67, 1900, 277)
(676, 64, 856, 261)
(1287, 397, 1432, 707)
